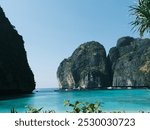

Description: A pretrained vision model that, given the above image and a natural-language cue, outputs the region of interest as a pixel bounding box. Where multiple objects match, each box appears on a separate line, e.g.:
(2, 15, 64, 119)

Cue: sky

(0, 0, 147, 88)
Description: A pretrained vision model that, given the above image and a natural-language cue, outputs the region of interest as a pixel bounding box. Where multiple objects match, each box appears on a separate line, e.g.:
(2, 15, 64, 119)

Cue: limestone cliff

(58, 37, 150, 89)
(108, 36, 150, 87)
(57, 41, 111, 89)
(0, 7, 35, 94)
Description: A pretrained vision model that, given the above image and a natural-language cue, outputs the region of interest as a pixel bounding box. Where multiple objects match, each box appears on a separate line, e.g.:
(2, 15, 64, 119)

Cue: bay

(0, 88, 150, 113)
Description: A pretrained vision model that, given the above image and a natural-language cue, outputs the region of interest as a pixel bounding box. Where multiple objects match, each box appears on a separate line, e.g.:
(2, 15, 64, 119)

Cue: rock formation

(108, 36, 150, 87)
(58, 36, 150, 89)
(0, 7, 35, 94)
(57, 41, 111, 89)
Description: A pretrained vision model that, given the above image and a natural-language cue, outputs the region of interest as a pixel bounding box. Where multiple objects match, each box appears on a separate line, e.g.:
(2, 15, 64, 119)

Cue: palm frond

(129, 0, 150, 37)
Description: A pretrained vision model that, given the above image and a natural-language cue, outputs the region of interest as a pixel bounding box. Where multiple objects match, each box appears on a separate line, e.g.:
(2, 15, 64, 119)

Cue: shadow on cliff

(0, 6, 35, 95)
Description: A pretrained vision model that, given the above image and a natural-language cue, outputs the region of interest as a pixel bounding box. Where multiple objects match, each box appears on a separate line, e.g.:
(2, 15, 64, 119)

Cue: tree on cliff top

(130, 0, 150, 37)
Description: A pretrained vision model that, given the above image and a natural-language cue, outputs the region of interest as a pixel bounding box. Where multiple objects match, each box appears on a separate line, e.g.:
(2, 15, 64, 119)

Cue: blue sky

(0, 0, 145, 88)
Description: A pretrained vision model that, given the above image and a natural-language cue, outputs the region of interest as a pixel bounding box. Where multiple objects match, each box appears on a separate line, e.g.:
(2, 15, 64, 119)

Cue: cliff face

(58, 36, 150, 89)
(57, 41, 111, 89)
(108, 36, 150, 87)
(0, 7, 35, 94)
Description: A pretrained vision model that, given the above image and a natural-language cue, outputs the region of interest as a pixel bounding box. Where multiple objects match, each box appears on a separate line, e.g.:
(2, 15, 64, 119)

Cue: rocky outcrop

(58, 36, 150, 89)
(108, 36, 150, 87)
(0, 7, 35, 94)
(57, 41, 111, 89)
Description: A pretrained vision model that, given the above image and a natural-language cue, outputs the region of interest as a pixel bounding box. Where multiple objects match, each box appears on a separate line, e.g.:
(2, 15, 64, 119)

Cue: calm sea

(0, 88, 150, 113)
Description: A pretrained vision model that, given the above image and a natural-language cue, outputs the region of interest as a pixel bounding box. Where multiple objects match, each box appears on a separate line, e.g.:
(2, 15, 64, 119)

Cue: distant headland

(57, 37, 150, 90)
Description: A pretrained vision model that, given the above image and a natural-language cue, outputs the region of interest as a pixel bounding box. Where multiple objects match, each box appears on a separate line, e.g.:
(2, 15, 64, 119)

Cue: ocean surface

(0, 88, 150, 113)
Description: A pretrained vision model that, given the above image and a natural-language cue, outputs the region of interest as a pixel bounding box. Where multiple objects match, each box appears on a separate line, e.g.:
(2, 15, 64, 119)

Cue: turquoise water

(0, 88, 150, 112)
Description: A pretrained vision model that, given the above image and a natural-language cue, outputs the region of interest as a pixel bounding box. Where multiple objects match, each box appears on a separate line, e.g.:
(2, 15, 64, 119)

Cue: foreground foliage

(11, 100, 148, 113)
(11, 106, 55, 113)
(64, 100, 102, 113)
(11, 101, 102, 113)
